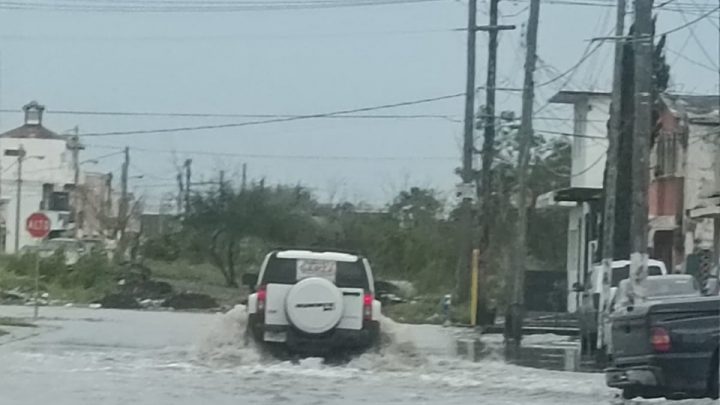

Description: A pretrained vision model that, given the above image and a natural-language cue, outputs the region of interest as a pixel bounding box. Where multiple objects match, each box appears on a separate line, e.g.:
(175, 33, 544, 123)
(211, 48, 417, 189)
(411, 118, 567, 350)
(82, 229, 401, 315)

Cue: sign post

(26, 212, 51, 320)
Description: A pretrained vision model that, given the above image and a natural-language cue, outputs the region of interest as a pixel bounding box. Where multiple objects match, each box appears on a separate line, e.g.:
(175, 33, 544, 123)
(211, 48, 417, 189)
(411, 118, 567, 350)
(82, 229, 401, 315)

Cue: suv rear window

(261, 256, 369, 289)
(611, 265, 663, 287)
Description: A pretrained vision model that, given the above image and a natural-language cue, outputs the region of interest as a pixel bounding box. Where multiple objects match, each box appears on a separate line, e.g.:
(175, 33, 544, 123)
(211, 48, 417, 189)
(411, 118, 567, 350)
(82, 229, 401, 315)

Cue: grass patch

(147, 260, 227, 286)
(383, 296, 474, 325)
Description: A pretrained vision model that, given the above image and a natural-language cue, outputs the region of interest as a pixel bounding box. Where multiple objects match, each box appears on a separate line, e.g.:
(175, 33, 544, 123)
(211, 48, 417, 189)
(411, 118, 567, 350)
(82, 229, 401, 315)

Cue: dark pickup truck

(605, 296, 719, 399)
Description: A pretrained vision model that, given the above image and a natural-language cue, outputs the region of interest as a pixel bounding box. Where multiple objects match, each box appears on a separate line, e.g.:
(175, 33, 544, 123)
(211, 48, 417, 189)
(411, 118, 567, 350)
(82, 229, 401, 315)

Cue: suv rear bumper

(248, 314, 380, 354)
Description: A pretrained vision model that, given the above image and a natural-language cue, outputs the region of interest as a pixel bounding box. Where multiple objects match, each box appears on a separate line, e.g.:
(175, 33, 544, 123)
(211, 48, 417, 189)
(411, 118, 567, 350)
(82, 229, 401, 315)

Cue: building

(538, 91, 720, 312)
(650, 94, 719, 275)
(535, 90, 610, 312)
(78, 171, 113, 239)
(0, 101, 78, 253)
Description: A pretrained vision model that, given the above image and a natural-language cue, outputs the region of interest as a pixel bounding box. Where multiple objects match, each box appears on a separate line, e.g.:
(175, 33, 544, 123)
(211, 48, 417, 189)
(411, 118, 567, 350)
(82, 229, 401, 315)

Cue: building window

(656, 131, 678, 177)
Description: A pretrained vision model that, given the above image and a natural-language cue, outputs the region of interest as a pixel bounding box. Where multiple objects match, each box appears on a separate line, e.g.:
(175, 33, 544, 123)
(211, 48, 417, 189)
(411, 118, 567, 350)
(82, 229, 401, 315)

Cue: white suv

(244, 249, 382, 356)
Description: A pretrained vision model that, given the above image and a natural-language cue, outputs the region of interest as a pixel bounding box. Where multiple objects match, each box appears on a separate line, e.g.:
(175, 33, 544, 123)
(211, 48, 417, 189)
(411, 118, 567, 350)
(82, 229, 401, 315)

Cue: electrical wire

(677, 8, 720, 69)
(666, 47, 719, 72)
(76, 93, 465, 137)
(0, 108, 462, 122)
(0, 0, 450, 12)
(86, 143, 458, 161)
(656, 6, 720, 36)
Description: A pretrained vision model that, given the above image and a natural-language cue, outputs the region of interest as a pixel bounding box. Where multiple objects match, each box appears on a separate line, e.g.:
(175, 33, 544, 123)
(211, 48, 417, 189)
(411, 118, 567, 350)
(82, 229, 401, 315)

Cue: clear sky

(0, 0, 717, 208)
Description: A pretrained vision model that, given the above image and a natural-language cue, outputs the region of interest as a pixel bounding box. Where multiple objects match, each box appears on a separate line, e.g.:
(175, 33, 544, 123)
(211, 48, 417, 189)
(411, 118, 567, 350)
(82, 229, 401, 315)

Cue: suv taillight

(257, 284, 267, 315)
(363, 292, 373, 320)
(651, 327, 671, 352)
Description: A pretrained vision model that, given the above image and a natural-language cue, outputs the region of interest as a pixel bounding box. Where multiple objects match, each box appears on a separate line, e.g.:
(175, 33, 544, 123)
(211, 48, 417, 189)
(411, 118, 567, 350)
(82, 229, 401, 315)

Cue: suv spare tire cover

(285, 277, 344, 334)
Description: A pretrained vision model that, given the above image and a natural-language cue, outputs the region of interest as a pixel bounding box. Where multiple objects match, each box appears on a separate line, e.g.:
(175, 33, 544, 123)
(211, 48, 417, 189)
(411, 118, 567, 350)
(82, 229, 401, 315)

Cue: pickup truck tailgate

(611, 307, 651, 358)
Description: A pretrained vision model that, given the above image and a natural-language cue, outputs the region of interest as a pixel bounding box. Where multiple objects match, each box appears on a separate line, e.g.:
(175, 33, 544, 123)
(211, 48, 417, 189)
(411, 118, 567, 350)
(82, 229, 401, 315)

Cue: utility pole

(241, 163, 247, 192)
(629, 0, 654, 302)
(70, 127, 81, 238)
(14, 146, 25, 253)
(176, 172, 184, 213)
(598, 0, 626, 352)
(184, 159, 192, 214)
(508, 0, 540, 342)
(478, 0, 515, 322)
(118, 147, 129, 240)
(456, 0, 479, 303)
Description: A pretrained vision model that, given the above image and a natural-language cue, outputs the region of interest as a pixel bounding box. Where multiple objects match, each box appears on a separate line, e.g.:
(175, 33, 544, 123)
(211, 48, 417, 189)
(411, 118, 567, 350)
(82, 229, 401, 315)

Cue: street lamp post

(4, 145, 44, 253)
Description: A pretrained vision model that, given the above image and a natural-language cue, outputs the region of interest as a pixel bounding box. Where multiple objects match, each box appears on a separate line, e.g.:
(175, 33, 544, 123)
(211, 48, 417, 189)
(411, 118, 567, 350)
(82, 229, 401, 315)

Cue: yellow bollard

(470, 248, 479, 326)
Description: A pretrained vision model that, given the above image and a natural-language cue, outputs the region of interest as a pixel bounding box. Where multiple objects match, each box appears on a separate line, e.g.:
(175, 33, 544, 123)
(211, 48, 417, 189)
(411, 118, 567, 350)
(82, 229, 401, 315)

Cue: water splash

(347, 315, 426, 371)
(195, 305, 263, 366)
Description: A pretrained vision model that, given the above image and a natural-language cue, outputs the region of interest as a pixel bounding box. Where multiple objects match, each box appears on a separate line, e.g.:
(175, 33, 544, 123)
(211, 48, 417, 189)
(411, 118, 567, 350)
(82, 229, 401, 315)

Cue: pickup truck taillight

(363, 292, 373, 320)
(651, 327, 671, 352)
(257, 284, 267, 315)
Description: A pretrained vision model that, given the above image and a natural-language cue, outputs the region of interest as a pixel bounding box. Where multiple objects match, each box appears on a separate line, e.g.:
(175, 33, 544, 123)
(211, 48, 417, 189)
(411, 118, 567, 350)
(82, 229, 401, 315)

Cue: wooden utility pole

(183, 158, 192, 214)
(629, 0, 654, 301)
(508, 0, 540, 341)
(478, 0, 515, 322)
(598, 0, 626, 351)
(480, 0, 515, 244)
(456, 0, 479, 302)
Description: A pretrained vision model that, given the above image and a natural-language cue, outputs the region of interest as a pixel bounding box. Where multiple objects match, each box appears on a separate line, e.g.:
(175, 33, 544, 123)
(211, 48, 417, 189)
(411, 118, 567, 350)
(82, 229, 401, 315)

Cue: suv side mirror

(572, 282, 585, 293)
(242, 273, 259, 289)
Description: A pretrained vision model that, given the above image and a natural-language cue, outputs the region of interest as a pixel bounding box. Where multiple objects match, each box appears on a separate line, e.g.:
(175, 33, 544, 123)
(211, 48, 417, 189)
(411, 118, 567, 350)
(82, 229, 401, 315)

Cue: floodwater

(0, 305, 714, 405)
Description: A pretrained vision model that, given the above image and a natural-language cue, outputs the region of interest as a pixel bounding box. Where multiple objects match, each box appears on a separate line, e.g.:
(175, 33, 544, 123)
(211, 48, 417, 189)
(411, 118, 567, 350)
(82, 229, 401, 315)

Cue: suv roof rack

(272, 246, 363, 257)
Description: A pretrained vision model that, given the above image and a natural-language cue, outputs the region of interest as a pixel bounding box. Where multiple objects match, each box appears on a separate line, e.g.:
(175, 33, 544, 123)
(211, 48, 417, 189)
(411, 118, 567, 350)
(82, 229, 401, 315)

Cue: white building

(0, 101, 78, 253)
(536, 91, 611, 312)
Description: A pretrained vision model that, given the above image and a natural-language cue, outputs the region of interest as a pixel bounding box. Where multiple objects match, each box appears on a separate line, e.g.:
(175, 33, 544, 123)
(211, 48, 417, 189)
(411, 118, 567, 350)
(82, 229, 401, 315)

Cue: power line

(656, 5, 720, 35)
(86, 143, 458, 161)
(677, 8, 720, 70)
(0, 28, 460, 42)
(666, 47, 718, 72)
(0, 108, 462, 122)
(0, 106, 600, 123)
(0, 0, 449, 12)
(77, 93, 465, 137)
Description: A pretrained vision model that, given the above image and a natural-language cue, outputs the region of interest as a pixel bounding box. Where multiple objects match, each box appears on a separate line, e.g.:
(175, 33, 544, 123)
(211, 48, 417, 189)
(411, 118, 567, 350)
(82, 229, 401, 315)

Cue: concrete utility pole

(508, 0, 540, 342)
(14, 146, 25, 253)
(629, 0, 654, 302)
(70, 127, 81, 238)
(598, 0, 627, 351)
(184, 159, 192, 214)
(456, 0, 479, 302)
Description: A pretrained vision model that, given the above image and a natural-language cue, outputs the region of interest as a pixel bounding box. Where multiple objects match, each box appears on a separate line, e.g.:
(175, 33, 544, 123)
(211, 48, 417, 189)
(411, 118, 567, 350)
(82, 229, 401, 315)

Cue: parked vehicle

(243, 248, 382, 357)
(20, 237, 86, 265)
(577, 259, 668, 354)
(609, 274, 702, 312)
(605, 295, 720, 399)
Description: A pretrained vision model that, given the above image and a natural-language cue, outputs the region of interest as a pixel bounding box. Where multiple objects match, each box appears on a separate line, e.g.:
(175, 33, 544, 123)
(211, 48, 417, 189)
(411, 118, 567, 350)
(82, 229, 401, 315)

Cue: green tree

(183, 183, 318, 287)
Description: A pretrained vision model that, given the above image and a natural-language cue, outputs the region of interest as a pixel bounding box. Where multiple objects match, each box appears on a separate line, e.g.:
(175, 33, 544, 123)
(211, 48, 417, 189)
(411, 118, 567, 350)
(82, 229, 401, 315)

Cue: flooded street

(0, 305, 713, 405)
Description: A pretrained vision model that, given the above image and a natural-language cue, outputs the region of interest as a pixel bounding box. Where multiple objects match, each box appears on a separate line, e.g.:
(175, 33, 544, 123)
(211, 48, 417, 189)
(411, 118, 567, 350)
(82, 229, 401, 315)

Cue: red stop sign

(26, 212, 51, 239)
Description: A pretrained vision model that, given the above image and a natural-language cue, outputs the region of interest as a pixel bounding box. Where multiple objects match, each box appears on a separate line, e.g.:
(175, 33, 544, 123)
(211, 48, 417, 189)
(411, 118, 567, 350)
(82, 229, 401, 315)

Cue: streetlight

(4, 145, 44, 252)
